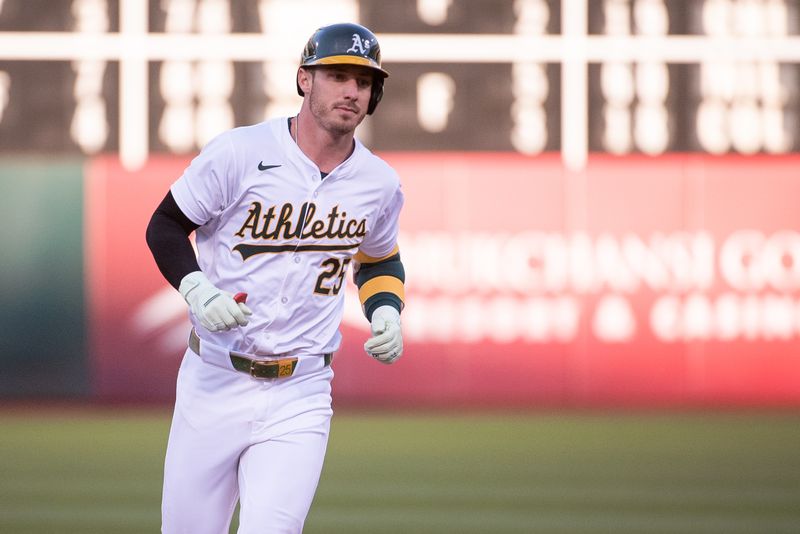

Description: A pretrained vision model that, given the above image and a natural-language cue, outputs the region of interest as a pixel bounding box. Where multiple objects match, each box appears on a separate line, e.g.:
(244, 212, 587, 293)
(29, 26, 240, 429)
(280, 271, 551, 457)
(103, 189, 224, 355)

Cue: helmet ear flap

(367, 75, 384, 115)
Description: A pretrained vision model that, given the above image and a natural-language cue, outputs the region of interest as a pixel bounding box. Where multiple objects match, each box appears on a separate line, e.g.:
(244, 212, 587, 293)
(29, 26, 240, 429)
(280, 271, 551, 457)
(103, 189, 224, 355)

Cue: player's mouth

(334, 104, 359, 115)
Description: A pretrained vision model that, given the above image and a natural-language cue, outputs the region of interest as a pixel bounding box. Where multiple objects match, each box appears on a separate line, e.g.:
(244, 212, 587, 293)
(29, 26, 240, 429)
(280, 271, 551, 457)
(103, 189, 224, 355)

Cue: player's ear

(297, 67, 313, 96)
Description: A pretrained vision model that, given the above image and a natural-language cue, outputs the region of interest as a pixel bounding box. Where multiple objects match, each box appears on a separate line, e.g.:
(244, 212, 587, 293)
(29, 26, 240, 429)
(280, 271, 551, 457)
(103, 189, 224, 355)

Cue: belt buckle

(250, 357, 298, 379)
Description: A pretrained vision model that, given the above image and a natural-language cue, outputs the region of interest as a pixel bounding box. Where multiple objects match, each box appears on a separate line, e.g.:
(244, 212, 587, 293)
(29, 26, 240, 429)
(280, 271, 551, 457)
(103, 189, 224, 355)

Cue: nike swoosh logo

(258, 162, 282, 171)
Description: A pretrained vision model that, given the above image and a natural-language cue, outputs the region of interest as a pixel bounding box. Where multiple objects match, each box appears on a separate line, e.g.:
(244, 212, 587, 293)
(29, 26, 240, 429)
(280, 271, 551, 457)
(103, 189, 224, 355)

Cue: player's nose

(341, 77, 360, 99)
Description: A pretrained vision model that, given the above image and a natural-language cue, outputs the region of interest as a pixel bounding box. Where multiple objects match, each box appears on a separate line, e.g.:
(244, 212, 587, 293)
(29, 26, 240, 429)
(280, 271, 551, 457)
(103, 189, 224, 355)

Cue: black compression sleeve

(145, 191, 201, 290)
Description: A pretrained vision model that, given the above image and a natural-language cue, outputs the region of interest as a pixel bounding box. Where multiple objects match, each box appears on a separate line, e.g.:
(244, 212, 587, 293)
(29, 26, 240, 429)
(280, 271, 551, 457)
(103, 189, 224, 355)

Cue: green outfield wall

(0, 158, 89, 396)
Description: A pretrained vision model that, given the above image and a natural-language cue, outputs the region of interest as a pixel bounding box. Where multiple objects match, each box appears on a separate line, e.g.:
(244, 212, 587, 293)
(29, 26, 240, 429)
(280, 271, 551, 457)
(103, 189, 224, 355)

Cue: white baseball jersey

(171, 116, 404, 356)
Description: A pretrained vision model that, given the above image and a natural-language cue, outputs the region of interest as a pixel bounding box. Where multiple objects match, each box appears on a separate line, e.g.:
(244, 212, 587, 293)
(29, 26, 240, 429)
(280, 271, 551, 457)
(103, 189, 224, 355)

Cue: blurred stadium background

(1, 0, 800, 532)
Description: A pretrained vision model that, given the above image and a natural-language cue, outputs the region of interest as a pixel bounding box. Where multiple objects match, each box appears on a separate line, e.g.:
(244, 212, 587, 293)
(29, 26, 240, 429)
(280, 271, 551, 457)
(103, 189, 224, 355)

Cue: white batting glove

(364, 305, 403, 364)
(179, 271, 252, 332)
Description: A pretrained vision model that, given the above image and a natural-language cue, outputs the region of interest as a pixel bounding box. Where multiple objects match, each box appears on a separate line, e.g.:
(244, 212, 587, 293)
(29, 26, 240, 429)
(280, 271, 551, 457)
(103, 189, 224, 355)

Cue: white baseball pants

(161, 348, 334, 534)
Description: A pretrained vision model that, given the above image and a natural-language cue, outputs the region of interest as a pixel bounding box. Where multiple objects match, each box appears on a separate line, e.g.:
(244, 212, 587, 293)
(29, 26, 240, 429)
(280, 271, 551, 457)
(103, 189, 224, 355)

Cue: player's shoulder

(225, 117, 283, 146)
(197, 118, 281, 154)
(354, 142, 401, 188)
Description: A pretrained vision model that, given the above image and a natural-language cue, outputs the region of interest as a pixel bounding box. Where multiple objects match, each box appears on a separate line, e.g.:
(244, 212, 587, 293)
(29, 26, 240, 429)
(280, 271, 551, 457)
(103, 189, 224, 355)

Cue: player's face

(305, 65, 373, 135)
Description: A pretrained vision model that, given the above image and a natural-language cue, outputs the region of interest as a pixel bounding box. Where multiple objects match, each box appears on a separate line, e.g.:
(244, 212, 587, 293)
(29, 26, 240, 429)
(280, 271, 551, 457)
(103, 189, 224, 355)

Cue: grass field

(1, 409, 799, 533)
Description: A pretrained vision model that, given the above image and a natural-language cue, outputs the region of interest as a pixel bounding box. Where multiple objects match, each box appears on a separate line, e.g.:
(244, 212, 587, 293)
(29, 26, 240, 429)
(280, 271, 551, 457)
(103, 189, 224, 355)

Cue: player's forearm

(354, 250, 405, 321)
(146, 191, 201, 290)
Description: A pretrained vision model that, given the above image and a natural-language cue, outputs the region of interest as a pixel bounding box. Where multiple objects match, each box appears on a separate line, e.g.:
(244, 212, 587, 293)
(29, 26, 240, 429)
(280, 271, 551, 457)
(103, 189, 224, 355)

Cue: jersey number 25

(314, 258, 351, 296)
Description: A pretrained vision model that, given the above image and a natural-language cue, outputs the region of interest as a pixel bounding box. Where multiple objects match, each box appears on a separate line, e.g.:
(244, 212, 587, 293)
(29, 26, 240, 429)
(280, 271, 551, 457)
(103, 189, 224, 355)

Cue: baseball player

(145, 22, 405, 534)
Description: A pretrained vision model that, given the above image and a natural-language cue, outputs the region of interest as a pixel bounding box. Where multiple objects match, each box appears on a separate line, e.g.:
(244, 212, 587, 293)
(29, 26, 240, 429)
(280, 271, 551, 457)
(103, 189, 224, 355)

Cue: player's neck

(293, 113, 356, 174)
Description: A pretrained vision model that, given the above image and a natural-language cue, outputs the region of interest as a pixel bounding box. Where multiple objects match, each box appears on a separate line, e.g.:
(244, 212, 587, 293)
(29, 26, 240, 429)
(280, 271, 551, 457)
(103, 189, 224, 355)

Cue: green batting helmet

(296, 22, 389, 115)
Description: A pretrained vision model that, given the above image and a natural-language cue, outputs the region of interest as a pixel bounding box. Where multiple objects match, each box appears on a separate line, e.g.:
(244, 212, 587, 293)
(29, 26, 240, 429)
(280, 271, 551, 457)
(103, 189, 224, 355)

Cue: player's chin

(333, 106, 365, 125)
